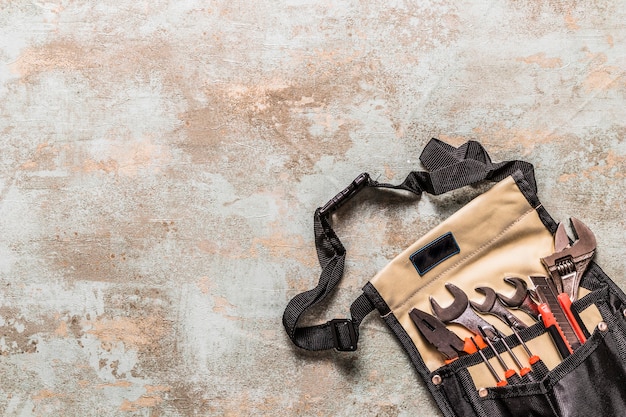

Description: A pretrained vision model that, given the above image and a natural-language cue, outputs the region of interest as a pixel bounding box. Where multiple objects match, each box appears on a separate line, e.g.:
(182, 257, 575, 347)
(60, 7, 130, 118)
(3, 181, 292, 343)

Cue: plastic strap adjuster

(319, 173, 369, 217)
(329, 319, 357, 352)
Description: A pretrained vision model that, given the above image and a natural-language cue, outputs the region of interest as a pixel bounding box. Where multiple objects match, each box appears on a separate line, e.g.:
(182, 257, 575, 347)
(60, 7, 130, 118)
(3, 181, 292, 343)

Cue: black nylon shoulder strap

(282, 139, 535, 351)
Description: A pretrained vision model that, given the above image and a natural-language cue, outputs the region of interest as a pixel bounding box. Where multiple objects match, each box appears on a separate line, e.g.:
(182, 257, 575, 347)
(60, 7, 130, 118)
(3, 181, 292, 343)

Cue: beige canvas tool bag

(283, 139, 626, 417)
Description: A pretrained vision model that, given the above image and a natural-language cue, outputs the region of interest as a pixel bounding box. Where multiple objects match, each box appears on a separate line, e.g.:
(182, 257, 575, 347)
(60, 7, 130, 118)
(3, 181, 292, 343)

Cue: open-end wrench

(430, 283, 500, 341)
(471, 286, 528, 331)
(497, 277, 540, 322)
(430, 283, 521, 384)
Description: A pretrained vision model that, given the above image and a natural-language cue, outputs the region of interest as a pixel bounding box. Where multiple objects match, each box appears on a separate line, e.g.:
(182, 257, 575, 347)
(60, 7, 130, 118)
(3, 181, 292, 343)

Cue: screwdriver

(509, 326, 549, 380)
(470, 337, 506, 387)
(498, 331, 530, 379)
(480, 328, 521, 385)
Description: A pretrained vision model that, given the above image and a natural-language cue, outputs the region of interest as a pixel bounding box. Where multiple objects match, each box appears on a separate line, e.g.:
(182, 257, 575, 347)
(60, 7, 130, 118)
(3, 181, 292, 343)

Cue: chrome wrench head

(541, 218, 596, 301)
(471, 286, 528, 330)
(430, 283, 499, 340)
(497, 277, 540, 321)
(430, 283, 468, 323)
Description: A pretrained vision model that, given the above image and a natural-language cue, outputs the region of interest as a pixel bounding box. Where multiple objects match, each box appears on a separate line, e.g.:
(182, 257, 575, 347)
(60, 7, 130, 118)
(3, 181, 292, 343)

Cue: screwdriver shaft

(471, 337, 505, 387)
(511, 326, 533, 357)
(484, 337, 510, 372)
(500, 336, 524, 370)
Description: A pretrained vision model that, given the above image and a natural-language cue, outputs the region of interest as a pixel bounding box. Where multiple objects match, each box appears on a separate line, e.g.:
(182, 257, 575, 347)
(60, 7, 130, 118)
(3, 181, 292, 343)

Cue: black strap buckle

(329, 319, 357, 351)
(319, 173, 369, 217)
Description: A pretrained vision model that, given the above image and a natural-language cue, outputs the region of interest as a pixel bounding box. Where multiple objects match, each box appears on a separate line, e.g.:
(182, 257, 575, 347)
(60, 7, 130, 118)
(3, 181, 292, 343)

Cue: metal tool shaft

(471, 337, 504, 386)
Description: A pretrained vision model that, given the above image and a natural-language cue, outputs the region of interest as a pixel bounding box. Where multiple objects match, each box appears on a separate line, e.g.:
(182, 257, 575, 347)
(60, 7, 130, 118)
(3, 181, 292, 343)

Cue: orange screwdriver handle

(519, 367, 532, 377)
(504, 369, 517, 379)
(472, 334, 487, 350)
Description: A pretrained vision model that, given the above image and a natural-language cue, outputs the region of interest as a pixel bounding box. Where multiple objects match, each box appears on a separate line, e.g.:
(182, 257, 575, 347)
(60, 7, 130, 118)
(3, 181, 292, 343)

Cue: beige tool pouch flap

(370, 174, 556, 371)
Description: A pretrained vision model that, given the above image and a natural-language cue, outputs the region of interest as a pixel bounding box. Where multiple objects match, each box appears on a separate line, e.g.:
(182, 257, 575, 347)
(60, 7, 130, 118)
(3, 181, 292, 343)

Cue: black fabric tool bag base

(283, 139, 626, 417)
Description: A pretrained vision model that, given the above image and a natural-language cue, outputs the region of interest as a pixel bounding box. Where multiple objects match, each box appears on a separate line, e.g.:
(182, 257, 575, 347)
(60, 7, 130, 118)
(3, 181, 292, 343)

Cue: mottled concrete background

(0, 1, 624, 416)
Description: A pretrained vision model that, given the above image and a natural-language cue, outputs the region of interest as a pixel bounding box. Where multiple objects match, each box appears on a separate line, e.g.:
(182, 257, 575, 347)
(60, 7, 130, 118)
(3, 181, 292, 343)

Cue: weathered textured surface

(0, 1, 624, 416)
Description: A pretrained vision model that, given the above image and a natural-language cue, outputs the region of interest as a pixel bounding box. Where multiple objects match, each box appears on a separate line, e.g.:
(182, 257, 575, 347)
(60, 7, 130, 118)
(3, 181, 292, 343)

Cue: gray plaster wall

(0, 1, 624, 416)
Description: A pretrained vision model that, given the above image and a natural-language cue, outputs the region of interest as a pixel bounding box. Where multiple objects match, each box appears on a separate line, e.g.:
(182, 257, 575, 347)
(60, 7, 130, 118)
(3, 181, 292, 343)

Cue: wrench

(496, 276, 540, 321)
(471, 286, 528, 331)
(541, 217, 596, 302)
(430, 283, 499, 341)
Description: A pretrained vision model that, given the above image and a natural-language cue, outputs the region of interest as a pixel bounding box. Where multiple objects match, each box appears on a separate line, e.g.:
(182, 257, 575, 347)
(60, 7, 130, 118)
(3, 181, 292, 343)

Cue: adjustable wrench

(533, 217, 596, 355)
(541, 218, 596, 302)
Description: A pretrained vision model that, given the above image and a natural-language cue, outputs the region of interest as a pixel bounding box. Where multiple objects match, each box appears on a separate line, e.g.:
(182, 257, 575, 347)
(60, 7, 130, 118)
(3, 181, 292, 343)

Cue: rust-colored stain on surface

(517, 53, 564, 69)
(0, 1, 624, 416)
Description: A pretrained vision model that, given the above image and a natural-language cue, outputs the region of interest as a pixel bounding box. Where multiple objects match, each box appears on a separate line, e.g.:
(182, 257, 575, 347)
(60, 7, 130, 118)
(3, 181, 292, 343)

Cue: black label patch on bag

(410, 232, 460, 276)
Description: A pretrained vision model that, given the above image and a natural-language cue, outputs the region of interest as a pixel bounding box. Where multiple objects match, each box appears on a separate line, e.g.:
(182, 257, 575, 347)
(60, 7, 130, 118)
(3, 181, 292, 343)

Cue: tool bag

(282, 139, 626, 417)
